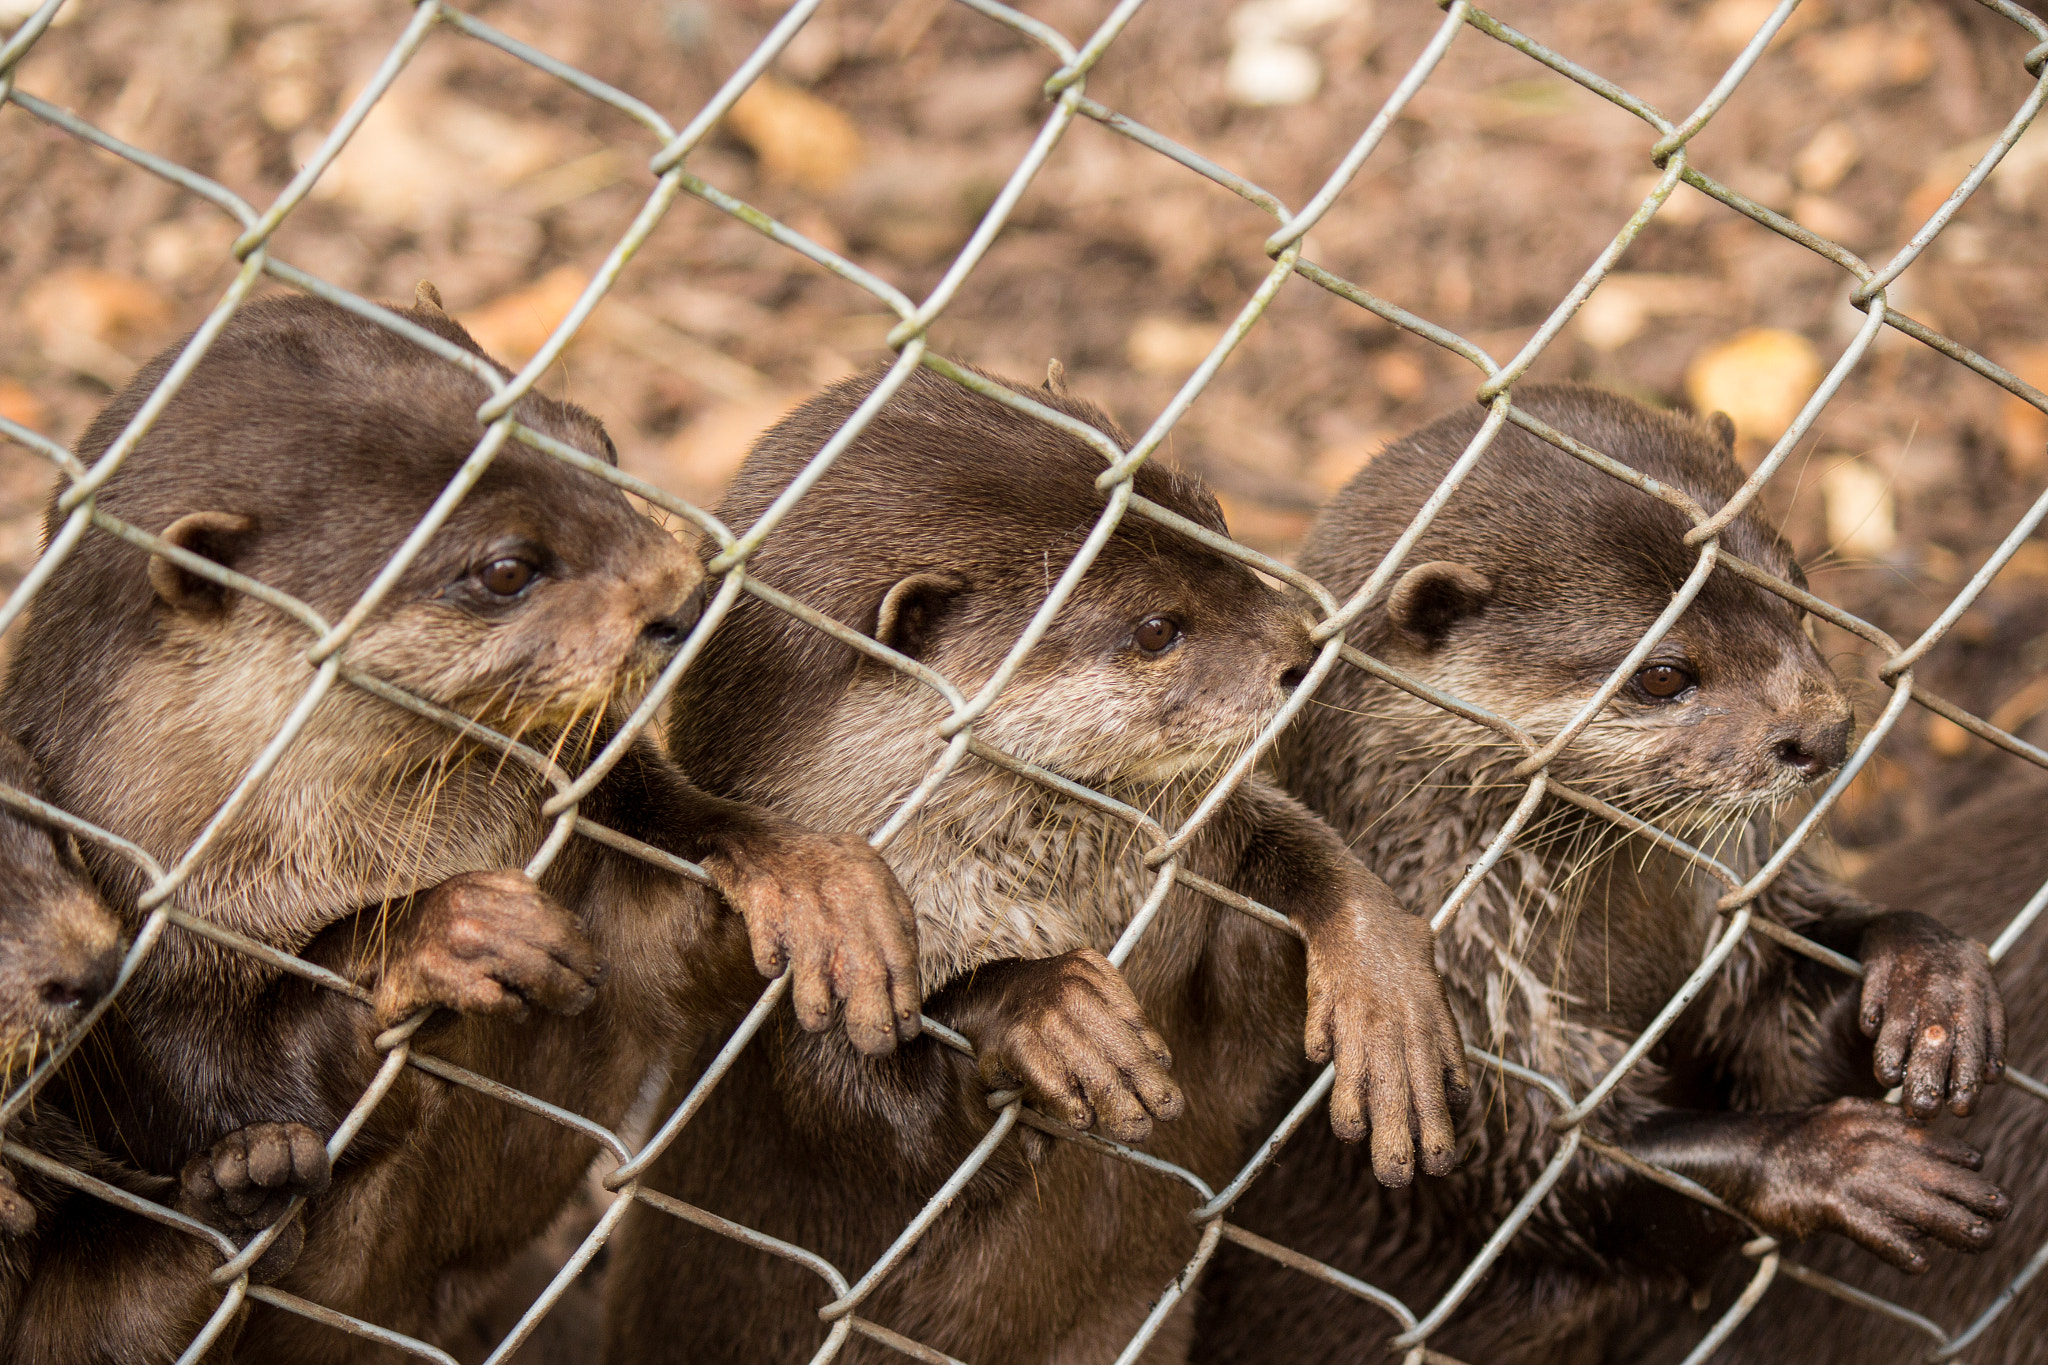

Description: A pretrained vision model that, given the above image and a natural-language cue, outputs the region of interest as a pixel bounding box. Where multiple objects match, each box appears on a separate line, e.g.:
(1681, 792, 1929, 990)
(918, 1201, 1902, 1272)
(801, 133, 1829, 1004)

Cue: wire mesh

(1, 0, 2046, 1361)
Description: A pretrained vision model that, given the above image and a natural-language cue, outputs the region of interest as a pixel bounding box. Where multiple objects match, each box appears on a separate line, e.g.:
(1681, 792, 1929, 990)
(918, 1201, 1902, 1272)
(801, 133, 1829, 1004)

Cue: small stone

(1819, 457, 1897, 561)
(1226, 39, 1322, 107)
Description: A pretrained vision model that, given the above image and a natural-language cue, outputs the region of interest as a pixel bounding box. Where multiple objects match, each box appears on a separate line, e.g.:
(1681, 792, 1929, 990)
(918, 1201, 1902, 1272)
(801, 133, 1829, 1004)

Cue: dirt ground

(4, 0, 2048, 856)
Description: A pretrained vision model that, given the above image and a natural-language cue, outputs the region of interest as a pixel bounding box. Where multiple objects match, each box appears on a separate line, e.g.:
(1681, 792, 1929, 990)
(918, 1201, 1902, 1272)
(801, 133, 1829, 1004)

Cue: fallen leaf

(1127, 316, 1226, 376)
(1306, 432, 1391, 494)
(1576, 274, 1720, 352)
(2000, 539, 2048, 580)
(1997, 343, 2048, 477)
(1791, 193, 1866, 245)
(1794, 21, 1933, 96)
(1818, 457, 1896, 560)
(1990, 671, 2048, 736)
(1696, 0, 1827, 55)
(1635, 175, 1718, 227)
(308, 84, 569, 227)
(1370, 352, 1427, 402)
(727, 76, 864, 194)
(655, 394, 808, 509)
(140, 217, 234, 285)
(0, 379, 47, 433)
(21, 268, 175, 386)
(1793, 121, 1860, 194)
(1926, 714, 1971, 758)
(458, 266, 591, 366)
(1683, 327, 1824, 453)
(1214, 492, 1311, 553)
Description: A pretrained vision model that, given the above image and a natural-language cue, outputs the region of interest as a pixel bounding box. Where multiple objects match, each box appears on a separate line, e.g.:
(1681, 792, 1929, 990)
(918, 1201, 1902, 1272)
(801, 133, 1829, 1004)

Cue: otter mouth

(1104, 713, 1276, 792)
(458, 652, 669, 747)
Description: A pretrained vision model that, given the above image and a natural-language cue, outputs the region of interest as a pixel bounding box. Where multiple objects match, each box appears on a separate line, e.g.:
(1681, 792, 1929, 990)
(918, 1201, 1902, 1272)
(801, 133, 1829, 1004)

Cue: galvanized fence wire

(2, 0, 2048, 1360)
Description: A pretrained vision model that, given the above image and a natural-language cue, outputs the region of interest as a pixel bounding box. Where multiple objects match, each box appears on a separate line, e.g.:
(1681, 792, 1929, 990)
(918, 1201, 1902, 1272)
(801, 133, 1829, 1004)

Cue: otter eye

(1133, 616, 1180, 655)
(1635, 664, 1695, 700)
(479, 557, 537, 597)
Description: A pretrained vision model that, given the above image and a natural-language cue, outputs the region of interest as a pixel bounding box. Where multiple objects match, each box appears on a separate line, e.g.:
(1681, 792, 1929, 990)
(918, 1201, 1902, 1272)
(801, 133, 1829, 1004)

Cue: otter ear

(414, 279, 448, 315)
(1707, 410, 1738, 456)
(149, 511, 256, 616)
(1386, 560, 1492, 650)
(874, 571, 969, 662)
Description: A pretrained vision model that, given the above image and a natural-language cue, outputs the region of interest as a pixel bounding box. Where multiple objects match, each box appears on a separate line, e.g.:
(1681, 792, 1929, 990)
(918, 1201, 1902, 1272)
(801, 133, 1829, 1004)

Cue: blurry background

(4, 0, 2047, 858)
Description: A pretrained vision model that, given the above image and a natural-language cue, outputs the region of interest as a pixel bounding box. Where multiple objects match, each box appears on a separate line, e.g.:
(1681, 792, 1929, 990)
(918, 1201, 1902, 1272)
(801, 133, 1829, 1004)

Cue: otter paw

(702, 828, 921, 1058)
(373, 869, 606, 1028)
(1304, 901, 1468, 1187)
(1750, 1097, 2009, 1273)
(1857, 911, 2006, 1118)
(947, 950, 1183, 1144)
(180, 1122, 331, 1283)
(0, 1163, 33, 1236)
(180, 1122, 331, 1233)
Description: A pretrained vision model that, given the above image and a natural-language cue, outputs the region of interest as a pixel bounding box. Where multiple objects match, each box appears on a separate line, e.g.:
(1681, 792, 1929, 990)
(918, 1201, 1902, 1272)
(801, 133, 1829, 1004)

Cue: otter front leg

(371, 869, 607, 1028)
(1236, 783, 1468, 1186)
(932, 949, 1184, 1143)
(680, 796, 922, 1058)
(178, 1121, 332, 1283)
(1630, 1099, 2010, 1272)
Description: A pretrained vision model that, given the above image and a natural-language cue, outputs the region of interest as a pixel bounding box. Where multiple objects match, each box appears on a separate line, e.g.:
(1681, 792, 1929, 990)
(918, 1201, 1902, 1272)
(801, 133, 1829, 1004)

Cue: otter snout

(1274, 616, 1315, 698)
(1769, 709, 1852, 782)
(1, 889, 122, 1035)
(640, 578, 709, 656)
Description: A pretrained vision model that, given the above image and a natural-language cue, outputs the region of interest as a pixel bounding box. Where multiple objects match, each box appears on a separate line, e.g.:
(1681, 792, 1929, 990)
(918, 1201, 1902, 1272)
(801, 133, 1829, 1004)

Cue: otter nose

(1771, 713, 1851, 781)
(640, 580, 708, 655)
(33, 928, 120, 1013)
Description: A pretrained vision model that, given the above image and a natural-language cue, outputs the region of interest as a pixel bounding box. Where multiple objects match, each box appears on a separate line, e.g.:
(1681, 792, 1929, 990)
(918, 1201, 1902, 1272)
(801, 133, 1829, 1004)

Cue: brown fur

(601, 365, 1467, 1364)
(1193, 386, 2007, 1365)
(0, 294, 919, 1361)
(1668, 765, 2048, 1365)
(0, 728, 300, 1363)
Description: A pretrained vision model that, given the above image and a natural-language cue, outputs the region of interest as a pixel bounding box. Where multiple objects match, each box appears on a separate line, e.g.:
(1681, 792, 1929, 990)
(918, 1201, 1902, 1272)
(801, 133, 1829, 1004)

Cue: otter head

(677, 365, 1312, 799)
(870, 517, 1313, 789)
(40, 292, 701, 760)
(2, 293, 702, 932)
(1308, 384, 1852, 826)
(0, 734, 121, 1074)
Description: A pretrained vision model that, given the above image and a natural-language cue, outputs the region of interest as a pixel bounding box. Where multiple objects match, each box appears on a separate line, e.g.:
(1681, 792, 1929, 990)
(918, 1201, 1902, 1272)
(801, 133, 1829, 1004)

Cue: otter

(1191, 386, 2009, 1365)
(0, 291, 922, 1360)
(602, 364, 1468, 1364)
(0, 728, 328, 1361)
(1681, 765, 2048, 1364)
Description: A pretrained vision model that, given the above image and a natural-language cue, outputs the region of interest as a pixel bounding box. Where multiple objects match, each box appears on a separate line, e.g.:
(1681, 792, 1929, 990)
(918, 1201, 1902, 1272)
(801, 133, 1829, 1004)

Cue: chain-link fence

(3, 0, 2048, 1361)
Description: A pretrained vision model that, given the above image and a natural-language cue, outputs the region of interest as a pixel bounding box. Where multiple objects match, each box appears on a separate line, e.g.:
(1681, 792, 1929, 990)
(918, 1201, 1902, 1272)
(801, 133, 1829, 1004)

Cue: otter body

(2, 294, 919, 1360)
(602, 366, 1466, 1364)
(1688, 766, 2048, 1365)
(0, 730, 322, 1362)
(1194, 386, 2007, 1364)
